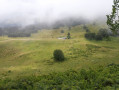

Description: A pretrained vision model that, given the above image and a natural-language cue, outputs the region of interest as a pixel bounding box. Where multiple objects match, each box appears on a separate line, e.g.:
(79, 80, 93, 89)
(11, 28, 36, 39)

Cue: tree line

(0, 25, 39, 37)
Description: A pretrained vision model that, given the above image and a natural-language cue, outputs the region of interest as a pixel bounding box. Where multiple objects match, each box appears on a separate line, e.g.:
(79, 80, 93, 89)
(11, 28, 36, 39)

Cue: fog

(0, 0, 113, 26)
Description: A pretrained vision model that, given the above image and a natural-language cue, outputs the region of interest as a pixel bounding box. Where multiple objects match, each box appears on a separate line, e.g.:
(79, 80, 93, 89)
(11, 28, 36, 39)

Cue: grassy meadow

(0, 24, 119, 79)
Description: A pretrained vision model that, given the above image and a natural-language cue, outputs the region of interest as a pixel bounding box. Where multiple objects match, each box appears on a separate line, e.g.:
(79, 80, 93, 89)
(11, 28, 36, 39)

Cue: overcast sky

(0, 0, 113, 25)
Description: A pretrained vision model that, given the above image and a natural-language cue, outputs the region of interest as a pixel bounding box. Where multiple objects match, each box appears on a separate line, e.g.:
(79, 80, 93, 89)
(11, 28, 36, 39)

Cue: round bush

(53, 49, 65, 61)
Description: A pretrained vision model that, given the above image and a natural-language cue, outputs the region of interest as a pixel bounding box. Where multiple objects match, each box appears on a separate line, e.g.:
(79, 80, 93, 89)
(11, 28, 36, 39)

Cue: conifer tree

(67, 32, 71, 39)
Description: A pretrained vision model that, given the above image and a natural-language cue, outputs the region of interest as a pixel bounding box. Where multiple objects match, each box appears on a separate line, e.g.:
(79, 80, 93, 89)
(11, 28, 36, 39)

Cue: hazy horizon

(0, 0, 113, 26)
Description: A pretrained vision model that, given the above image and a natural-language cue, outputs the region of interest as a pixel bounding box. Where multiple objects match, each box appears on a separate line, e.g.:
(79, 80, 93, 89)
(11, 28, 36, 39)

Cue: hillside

(0, 24, 118, 78)
(0, 24, 119, 89)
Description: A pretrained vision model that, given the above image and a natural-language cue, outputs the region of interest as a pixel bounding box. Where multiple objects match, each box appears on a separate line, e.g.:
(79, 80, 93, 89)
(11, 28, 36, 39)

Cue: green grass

(0, 24, 119, 80)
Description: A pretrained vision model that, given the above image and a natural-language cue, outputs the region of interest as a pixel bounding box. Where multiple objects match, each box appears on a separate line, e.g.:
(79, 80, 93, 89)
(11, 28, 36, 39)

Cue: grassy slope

(0, 24, 119, 79)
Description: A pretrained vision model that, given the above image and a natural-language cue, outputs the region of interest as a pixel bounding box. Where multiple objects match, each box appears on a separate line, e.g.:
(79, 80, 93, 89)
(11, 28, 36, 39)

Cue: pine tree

(67, 32, 71, 39)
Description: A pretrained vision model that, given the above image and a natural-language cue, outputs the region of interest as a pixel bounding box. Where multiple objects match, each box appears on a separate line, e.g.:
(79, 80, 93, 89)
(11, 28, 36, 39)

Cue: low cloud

(0, 0, 113, 26)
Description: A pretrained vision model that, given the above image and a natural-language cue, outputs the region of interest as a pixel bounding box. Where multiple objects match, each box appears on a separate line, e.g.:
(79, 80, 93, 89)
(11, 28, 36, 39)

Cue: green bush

(83, 25, 90, 32)
(53, 49, 65, 61)
(98, 29, 109, 38)
(0, 64, 119, 90)
(85, 29, 110, 41)
(85, 32, 96, 40)
(61, 30, 64, 33)
(95, 34, 103, 40)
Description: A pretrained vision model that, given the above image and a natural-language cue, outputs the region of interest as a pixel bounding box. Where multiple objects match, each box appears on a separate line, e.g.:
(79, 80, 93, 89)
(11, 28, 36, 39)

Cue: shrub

(0, 64, 119, 89)
(85, 29, 111, 41)
(95, 34, 103, 40)
(61, 30, 64, 33)
(83, 25, 90, 32)
(85, 32, 96, 40)
(98, 29, 109, 38)
(53, 49, 65, 61)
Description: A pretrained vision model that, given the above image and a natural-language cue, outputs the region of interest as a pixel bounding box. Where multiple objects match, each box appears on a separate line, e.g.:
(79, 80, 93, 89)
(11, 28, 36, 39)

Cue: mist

(0, 0, 113, 26)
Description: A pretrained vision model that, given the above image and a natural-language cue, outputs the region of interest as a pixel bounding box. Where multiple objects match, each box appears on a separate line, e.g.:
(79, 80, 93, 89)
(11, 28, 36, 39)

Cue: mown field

(0, 24, 119, 89)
